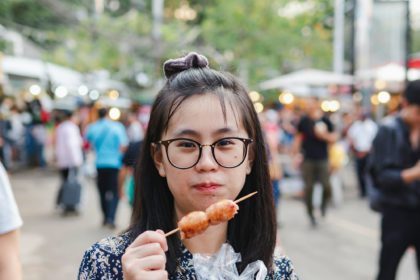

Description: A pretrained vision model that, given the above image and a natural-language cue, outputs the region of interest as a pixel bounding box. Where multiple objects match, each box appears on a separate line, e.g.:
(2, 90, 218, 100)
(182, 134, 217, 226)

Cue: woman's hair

(128, 52, 276, 273)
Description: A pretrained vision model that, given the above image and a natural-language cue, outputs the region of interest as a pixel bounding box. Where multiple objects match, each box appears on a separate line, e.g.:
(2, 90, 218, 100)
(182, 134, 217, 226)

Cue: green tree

(1, 0, 336, 101)
(199, 0, 334, 88)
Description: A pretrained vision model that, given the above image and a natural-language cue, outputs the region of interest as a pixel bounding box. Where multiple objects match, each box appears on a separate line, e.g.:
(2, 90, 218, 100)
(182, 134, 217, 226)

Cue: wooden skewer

(164, 191, 258, 237)
(164, 228, 180, 237)
(234, 191, 258, 204)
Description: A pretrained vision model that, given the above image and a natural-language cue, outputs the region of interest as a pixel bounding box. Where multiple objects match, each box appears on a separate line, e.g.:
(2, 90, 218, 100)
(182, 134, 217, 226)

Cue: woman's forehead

(165, 94, 244, 137)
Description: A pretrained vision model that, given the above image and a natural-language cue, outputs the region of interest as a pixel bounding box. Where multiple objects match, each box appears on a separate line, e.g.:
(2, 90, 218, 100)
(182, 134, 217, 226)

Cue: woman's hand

(122, 230, 168, 280)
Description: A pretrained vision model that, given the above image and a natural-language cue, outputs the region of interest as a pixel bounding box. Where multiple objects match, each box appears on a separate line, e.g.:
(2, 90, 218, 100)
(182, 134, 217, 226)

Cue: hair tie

(163, 52, 209, 79)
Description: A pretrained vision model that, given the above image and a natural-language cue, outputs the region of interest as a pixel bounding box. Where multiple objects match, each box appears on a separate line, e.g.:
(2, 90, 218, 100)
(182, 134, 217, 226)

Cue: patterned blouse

(78, 233, 299, 280)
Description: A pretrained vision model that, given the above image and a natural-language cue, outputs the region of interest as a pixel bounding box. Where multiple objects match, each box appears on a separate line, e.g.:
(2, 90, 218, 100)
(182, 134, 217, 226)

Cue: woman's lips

(193, 183, 222, 192)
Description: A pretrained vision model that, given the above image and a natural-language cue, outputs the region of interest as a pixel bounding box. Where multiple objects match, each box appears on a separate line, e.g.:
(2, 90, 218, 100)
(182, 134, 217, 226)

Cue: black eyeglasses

(156, 137, 253, 169)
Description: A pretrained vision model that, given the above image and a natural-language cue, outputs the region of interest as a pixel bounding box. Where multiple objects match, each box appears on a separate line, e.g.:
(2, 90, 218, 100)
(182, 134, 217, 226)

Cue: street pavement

(9, 167, 418, 280)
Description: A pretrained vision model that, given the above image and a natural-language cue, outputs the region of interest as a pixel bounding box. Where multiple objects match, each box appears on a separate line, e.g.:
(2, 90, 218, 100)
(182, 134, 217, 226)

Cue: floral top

(78, 233, 299, 280)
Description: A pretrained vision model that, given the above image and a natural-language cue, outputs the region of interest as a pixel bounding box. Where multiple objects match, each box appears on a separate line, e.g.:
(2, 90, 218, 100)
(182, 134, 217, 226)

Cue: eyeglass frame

(155, 137, 254, 169)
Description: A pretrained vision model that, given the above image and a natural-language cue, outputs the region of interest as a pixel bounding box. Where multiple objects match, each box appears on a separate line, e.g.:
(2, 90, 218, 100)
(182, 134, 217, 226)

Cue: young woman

(78, 52, 298, 279)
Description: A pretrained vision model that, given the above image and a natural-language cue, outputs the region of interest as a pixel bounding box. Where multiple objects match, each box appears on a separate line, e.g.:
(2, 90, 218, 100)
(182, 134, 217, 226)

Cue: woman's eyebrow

(173, 129, 200, 138)
(172, 127, 238, 138)
(213, 127, 237, 135)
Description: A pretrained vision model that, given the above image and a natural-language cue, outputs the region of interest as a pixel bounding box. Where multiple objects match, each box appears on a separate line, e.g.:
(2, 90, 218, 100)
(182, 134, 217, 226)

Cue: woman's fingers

(129, 230, 168, 252)
(122, 230, 168, 280)
(136, 255, 166, 271)
(125, 242, 166, 260)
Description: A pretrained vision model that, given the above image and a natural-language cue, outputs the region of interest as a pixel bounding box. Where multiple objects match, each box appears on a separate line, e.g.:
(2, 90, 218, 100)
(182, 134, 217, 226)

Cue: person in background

(347, 109, 378, 198)
(119, 111, 144, 202)
(55, 110, 84, 215)
(0, 162, 23, 280)
(4, 105, 24, 168)
(86, 107, 128, 229)
(118, 139, 143, 207)
(369, 80, 420, 280)
(279, 108, 297, 154)
(126, 111, 144, 143)
(293, 97, 338, 226)
(0, 99, 12, 169)
(261, 109, 283, 210)
(26, 98, 47, 167)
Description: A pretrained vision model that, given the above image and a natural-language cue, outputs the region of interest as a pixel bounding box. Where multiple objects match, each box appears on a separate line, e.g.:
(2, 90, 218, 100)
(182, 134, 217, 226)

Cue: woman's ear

(151, 143, 166, 177)
(246, 163, 252, 175)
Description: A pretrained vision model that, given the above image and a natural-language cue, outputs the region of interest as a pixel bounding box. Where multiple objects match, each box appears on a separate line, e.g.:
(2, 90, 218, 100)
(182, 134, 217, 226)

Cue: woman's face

(153, 94, 253, 218)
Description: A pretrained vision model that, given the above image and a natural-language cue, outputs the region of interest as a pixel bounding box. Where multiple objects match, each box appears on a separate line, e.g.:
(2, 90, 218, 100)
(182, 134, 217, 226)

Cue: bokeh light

(109, 107, 121, 120)
(279, 92, 295, 105)
(377, 91, 391, 104)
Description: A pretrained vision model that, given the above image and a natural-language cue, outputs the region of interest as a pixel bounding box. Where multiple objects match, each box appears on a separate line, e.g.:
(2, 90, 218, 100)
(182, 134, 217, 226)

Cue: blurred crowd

(260, 100, 378, 215)
(1, 79, 420, 279)
(0, 96, 148, 171)
(0, 93, 382, 217)
(0, 95, 151, 221)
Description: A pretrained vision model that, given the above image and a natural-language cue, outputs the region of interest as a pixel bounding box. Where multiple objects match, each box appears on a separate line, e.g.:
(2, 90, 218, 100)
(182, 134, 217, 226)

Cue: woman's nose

(195, 146, 218, 171)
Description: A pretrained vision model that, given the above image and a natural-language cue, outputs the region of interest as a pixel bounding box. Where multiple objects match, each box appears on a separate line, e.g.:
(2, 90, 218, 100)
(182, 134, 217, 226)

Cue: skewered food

(205, 199, 238, 225)
(165, 191, 257, 239)
(178, 211, 209, 239)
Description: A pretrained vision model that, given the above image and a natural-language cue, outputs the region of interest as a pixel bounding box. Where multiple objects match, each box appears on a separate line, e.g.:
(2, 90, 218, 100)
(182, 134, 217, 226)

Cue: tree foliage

(0, 0, 335, 92)
(200, 0, 334, 87)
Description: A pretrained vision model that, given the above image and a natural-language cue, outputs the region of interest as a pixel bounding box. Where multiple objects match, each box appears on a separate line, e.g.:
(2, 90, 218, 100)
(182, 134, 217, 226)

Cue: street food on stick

(165, 191, 257, 239)
(206, 200, 238, 225)
(177, 211, 209, 239)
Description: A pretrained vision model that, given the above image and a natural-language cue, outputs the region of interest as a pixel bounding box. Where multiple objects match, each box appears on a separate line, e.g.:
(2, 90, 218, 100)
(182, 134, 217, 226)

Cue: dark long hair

(128, 53, 276, 274)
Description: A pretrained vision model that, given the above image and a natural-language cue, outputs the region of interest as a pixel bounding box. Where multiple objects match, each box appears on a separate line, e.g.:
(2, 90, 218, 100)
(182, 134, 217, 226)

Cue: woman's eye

(216, 139, 235, 147)
(177, 141, 197, 148)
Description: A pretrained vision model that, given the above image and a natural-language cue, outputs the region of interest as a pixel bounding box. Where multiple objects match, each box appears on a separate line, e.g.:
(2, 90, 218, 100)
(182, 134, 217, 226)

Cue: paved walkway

(9, 168, 418, 280)
(11, 168, 131, 280)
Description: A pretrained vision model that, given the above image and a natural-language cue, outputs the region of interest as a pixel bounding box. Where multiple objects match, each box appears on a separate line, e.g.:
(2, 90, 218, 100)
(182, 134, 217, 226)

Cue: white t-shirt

(347, 119, 378, 153)
(127, 121, 144, 143)
(55, 120, 83, 168)
(0, 162, 23, 234)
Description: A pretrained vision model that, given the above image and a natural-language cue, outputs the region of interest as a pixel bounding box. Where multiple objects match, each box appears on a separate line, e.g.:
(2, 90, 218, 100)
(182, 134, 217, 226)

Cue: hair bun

(163, 52, 209, 79)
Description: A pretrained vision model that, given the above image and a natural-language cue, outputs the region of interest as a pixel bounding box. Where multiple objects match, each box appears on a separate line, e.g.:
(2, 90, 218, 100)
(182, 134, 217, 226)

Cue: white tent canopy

(45, 63, 83, 90)
(2, 55, 84, 94)
(259, 68, 354, 91)
(356, 63, 420, 82)
(2, 55, 46, 80)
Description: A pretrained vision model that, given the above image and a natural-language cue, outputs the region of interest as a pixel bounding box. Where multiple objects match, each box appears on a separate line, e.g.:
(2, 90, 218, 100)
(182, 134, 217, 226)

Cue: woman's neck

(182, 222, 228, 255)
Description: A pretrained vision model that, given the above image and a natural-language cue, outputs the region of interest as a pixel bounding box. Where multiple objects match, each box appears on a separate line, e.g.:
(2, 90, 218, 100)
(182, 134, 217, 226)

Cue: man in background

(55, 110, 84, 215)
(347, 109, 378, 198)
(293, 97, 337, 226)
(86, 108, 128, 229)
(369, 80, 420, 280)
